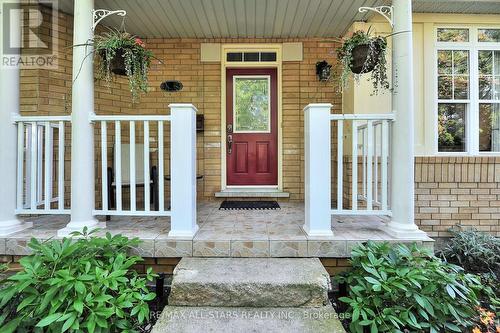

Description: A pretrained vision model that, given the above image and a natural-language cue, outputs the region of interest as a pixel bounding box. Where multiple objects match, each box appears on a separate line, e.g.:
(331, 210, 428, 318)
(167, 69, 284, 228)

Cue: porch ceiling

(57, 0, 500, 39)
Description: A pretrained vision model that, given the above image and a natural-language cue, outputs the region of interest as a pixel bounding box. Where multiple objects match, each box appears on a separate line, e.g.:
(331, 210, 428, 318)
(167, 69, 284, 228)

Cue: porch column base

(0, 220, 33, 237)
(167, 224, 199, 239)
(380, 221, 427, 239)
(57, 220, 104, 237)
(302, 224, 334, 238)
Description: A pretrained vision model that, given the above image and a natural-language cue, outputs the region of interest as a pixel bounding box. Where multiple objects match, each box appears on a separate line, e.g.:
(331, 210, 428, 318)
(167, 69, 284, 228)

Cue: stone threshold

(214, 189, 290, 198)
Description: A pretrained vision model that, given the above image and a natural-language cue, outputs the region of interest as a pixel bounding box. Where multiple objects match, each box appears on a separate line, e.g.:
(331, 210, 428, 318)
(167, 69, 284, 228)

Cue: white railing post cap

(303, 103, 332, 112)
(168, 103, 198, 112)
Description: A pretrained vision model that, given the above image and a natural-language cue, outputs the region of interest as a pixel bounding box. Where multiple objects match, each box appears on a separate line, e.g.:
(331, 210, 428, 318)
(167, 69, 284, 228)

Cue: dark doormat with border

(219, 200, 280, 210)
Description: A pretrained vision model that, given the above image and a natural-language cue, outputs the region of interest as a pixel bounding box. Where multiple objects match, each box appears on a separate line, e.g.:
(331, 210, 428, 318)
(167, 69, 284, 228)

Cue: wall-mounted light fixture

(316, 60, 332, 82)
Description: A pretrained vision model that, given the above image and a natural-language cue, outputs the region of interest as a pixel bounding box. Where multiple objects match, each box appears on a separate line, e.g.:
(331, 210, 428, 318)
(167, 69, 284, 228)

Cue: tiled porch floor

(3, 201, 433, 258)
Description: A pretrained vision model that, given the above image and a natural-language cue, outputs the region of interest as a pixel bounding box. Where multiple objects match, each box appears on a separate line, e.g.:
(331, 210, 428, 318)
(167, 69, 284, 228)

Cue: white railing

(13, 115, 71, 214)
(331, 114, 393, 216)
(304, 104, 394, 237)
(357, 120, 391, 211)
(90, 115, 171, 217)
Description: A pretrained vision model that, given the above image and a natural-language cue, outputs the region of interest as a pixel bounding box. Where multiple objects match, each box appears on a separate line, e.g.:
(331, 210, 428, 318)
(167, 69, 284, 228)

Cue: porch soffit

(57, 0, 500, 39)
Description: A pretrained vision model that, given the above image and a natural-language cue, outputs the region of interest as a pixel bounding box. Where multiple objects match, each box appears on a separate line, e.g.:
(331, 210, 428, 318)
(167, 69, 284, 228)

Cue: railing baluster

(158, 120, 165, 211)
(25, 126, 31, 207)
(362, 127, 367, 199)
(337, 120, 343, 211)
(352, 120, 358, 211)
(30, 123, 37, 210)
(366, 120, 374, 211)
(101, 121, 108, 211)
(16, 122, 24, 210)
(44, 122, 53, 210)
(381, 120, 389, 211)
(115, 121, 122, 211)
(37, 125, 43, 205)
(129, 121, 136, 212)
(374, 123, 379, 206)
(58, 121, 65, 210)
(143, 121, 150, 212)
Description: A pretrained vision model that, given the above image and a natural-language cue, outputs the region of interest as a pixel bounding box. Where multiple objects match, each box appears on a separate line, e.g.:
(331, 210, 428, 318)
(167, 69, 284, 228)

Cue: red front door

(226, 68, 278, 186)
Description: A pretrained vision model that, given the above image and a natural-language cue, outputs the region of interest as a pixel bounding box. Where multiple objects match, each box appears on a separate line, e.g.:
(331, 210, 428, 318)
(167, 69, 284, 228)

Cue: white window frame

(434, 25, 500, 156)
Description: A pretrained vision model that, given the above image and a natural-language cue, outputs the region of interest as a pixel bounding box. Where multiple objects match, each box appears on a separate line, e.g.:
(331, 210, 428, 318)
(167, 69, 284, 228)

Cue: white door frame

(220, 44, 283, 192)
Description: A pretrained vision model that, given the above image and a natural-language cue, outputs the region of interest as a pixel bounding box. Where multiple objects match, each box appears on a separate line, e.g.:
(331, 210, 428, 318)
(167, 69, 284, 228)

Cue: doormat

(219, 201, 280, 210)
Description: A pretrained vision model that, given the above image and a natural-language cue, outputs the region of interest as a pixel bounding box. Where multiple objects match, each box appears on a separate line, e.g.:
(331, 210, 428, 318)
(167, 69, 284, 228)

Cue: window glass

(227, 52, 243, 62)
(478, 29, 500, 42)
(437, 50, 469, 100)
(243, 52, 260, 62)
(438, 103, 467, 152)
(478, 50, 500, 100)
(479, 103, 500, 152)
(260, 52, 277, 62)
(234, 77, 270, 132)
(437, 28, 469, 42)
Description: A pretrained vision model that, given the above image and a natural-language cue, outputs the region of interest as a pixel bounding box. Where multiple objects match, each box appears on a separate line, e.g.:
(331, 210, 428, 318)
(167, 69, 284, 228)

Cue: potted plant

(337, 29, 389, 94)
(93, 29, 154, 101)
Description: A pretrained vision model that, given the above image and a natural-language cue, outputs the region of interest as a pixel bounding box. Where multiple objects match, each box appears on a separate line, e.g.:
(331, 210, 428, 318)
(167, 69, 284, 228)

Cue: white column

(385, 0, 425, 238)
(168, 104, 198, 238)
(303, 104, 334, 237)
(0, 0, 32, 235)
(58, 0, 100, 236)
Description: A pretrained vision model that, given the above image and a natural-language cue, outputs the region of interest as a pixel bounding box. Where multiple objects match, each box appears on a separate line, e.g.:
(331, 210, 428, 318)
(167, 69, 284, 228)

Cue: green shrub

(336, 241, 483, 333)
(439, 227, 500, 314)
(439, 226, 500, 277)
(0, 228, 156, 333)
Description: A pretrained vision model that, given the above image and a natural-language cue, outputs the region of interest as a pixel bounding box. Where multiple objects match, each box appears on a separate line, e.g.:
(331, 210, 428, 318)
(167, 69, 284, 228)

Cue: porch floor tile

(2, 201, 433, 258)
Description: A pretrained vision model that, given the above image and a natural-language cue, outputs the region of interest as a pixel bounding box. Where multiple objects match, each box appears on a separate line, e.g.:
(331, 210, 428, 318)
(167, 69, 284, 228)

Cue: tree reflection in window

(234, 77, 270, 132)
(438, 104, 466, 152)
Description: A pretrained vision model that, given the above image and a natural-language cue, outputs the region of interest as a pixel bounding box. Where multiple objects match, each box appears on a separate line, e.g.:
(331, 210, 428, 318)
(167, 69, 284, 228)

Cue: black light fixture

(160, 80, 183, 92)
(316, 60, 332, 82)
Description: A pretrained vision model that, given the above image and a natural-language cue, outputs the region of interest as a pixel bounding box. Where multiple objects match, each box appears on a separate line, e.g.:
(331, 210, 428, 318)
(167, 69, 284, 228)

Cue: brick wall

(415, 157, 500, 238)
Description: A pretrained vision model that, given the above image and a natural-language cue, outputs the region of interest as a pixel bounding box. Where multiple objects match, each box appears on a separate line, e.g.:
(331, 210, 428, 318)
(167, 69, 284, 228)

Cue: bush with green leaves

(439, 227, 500, 314)
(0, 228, 156, 333)
(336, 241, 484, 333)
(439, 226, 500, 277)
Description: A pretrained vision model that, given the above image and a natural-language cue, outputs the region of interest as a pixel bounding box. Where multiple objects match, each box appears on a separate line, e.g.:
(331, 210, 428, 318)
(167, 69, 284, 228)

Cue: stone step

(168, 258, 330, 308)
(151, 305, 346, 333)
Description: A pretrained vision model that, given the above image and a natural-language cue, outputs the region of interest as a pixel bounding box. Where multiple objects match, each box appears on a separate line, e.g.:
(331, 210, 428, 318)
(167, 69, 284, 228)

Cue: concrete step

(151, 305, 346, 333)
(168, 258, 330, 307)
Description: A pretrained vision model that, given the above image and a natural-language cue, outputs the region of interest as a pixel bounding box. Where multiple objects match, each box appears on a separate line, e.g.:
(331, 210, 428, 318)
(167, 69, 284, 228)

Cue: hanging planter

(93, 29, 155, 101)
(337, 29, 389, 94)
(104, 48, 127, 76)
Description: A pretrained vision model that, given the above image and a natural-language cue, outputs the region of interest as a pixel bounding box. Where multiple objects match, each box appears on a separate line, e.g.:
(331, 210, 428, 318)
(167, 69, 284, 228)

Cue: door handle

(227, 134, 233, 154)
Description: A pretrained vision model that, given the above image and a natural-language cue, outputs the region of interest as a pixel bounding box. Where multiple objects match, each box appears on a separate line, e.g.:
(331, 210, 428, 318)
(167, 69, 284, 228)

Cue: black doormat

(219, 200, 280, 210)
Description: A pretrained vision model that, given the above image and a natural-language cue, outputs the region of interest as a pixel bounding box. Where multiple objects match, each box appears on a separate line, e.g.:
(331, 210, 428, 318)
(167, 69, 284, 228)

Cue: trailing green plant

(93, 28, 154, 101)
(336, 241, 484, 333)
(337, 29, 389, 94)
(0, 228, 156, 333)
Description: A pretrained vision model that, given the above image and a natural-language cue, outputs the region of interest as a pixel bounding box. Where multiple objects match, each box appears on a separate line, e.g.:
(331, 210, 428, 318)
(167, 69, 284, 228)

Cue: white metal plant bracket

(358, 6, 394, 28)
(92, 9, 127, 31)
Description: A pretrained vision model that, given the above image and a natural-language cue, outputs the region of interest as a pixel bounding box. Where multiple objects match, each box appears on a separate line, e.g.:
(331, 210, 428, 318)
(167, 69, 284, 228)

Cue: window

(226, 52, 277, 62)
(436, 27, 500, 154)
(233, 76, 270, 132)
